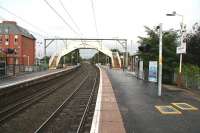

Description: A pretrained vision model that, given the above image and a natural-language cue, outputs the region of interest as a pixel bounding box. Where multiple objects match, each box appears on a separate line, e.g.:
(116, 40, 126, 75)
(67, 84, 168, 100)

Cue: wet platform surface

(106, 68, 200, 133)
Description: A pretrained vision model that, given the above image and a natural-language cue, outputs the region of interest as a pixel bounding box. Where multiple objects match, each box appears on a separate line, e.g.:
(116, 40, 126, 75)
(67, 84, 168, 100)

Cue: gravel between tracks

(0, 64, 99, 133)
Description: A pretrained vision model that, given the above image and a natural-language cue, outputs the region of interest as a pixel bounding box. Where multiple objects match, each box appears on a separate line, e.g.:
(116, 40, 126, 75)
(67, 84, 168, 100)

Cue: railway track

(0, 67, 85, 123)
(34, 65, 99, 133)
(0, 63, 100, 133)
(0, 68, 77, 108)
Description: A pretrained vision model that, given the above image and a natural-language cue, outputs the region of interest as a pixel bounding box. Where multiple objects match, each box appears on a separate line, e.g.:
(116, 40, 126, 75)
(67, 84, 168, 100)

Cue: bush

(175, 64, 200, 89)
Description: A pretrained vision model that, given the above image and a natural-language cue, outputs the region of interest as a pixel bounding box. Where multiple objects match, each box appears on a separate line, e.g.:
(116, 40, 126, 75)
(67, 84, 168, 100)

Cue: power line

(29, 30, 48, 38)
(0, 15, 5, 20)
(59, 0, 82, 35)
(43, 0, 79, 36)
(90, 0, 99, 36)
(0, 5, 50, 36)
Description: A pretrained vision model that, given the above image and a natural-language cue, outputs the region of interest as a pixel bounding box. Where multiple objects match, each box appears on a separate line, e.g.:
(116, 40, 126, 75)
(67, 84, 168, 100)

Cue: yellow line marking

(155, 105, 182, 115)
(171, 103, 198, 111)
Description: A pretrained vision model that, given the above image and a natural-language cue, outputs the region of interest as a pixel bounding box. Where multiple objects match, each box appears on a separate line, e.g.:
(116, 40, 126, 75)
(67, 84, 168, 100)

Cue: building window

(0, 35, 2, 45)
(5, 35, 9, 45)
(14, 35, 18, 45)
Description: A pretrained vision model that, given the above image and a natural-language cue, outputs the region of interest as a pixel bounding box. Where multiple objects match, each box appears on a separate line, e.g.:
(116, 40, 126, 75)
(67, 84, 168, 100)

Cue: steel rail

(0, 68, 85, 123)
(76, 70, 98, 133)
(34, 74, 89, 133)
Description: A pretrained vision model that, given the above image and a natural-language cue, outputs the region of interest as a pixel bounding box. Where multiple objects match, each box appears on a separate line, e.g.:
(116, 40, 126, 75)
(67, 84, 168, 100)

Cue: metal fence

(0, 64, 48, 80)
(0, 56, 49, 79)
(174, 73, 200, 90)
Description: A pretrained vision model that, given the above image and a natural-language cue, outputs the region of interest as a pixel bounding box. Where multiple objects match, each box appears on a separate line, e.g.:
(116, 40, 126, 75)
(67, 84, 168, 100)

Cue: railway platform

(0, 65, 79, 89)
(106, 68, 200, 133)
(90, 66, 126, 133)
(1, 64, 199, 133)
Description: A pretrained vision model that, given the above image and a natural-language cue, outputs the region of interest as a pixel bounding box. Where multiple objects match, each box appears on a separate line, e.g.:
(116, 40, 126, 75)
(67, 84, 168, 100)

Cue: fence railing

(174, 73, 200, 90)
(0, 64, 48, 80)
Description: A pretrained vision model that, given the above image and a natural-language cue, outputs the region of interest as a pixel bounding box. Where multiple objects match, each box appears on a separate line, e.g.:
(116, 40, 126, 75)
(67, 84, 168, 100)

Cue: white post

(179, 54, 182, 73)
(158, 23, 163, 96)
(179, 15, 184, 74)
(166, 12, 185, 87)
(28, 56, 30, 66)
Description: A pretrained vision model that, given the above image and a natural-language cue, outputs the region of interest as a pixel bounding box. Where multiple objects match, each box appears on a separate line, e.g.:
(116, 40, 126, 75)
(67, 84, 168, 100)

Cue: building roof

(0, 21, 36, 40)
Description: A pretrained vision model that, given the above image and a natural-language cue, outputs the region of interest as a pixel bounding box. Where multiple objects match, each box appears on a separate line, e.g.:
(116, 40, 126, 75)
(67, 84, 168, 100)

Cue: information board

(148, 61, 157, 82)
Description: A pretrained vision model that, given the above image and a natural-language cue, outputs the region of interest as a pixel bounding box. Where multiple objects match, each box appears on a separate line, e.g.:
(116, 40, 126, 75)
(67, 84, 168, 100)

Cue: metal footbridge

(45, 38, 127, 69)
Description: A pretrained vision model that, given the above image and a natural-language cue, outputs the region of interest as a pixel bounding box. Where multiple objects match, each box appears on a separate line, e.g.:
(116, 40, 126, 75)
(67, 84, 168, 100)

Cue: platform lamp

(157, 23, 163, 96)
(166, 11, 186, 87)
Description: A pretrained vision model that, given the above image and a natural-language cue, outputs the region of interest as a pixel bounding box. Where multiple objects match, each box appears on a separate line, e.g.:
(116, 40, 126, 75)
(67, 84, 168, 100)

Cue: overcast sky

(0, 0, 199, 58)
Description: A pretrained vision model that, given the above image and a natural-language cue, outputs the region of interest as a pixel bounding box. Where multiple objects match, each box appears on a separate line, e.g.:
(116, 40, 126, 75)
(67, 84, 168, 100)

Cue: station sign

(176, 44, 186, 54)
(177, 32, 187, 54)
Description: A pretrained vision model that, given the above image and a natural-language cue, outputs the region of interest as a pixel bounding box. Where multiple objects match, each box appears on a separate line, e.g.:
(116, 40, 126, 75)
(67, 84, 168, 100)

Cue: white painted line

(0, 65, 79, 89)
(90, 65, 102, 133)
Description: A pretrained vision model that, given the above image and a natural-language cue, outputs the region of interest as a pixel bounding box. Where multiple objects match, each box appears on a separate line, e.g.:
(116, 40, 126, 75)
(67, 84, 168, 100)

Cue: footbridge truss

(44, 38, 127, 69)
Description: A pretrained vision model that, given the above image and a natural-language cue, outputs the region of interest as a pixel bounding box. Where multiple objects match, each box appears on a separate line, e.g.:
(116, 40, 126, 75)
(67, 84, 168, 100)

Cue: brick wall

(21, 35, 35, 65)
(0, 34, 35, 65)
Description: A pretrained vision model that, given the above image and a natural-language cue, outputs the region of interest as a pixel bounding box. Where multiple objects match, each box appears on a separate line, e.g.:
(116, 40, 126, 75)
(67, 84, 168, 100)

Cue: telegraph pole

(158, 23, 163, 96)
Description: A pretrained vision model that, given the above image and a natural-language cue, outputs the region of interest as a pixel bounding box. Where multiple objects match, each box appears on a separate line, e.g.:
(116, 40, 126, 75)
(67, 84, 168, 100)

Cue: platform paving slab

(99, 69, 126, 133)
(106, 68, 200, 133)
(90, 67, 126, 133)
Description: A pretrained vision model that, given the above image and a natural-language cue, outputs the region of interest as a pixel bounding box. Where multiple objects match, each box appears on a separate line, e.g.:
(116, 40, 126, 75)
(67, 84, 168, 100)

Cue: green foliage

(91, 51, 111, 65)
(39, 63, 49, 70)
(183, 23, 200, 66)
(175, 64, 200, 89)
(61, 49, 80, 65)
(40, 56, 50, 64)
(138, 26, 179, 83)
(182, 64, 200, 76)
(110, 49, 122, 55)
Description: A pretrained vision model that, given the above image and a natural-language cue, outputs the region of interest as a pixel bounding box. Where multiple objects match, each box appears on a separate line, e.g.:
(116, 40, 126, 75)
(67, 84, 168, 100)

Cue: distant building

(0, 21, 36, 65)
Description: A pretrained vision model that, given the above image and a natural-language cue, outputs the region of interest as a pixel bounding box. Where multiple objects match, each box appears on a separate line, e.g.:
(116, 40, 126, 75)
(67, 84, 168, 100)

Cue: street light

(157, 23, 163, 96)
(166, 11, 186, 87)
(166, 11, 177, 16)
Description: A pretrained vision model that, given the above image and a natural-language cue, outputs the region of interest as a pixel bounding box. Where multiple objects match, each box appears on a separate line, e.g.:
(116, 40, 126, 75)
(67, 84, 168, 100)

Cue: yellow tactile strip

(155, 105, 182, 115)
(172, 103, 198, 111)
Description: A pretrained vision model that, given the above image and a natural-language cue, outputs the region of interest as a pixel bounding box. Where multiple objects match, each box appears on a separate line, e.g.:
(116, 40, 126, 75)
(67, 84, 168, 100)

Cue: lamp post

(157, 23, 163, 96)
(166, 11, 186, 87)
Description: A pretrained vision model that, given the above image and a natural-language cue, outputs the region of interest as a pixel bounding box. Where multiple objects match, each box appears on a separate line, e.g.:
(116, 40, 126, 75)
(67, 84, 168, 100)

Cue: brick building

(0, 21, 36, 66)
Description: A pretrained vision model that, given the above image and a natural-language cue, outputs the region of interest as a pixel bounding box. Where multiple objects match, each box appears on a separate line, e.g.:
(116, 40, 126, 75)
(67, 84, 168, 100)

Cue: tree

(61, 49, 80, 65)
(138, 26, 179, 83)
(91, 51, 111, 65)
(183, 23, 200, 66)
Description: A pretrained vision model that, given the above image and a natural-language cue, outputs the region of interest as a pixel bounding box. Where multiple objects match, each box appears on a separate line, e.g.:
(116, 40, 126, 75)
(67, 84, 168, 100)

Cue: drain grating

(172, 103, 198, 111)
(155, 105, 182, 115)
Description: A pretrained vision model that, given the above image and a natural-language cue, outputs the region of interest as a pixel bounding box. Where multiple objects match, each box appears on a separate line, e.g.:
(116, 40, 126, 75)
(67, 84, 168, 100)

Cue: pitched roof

(0, 21, 36, 40)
